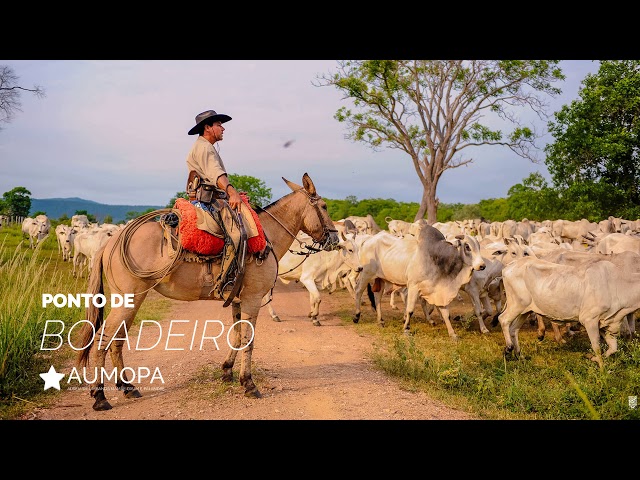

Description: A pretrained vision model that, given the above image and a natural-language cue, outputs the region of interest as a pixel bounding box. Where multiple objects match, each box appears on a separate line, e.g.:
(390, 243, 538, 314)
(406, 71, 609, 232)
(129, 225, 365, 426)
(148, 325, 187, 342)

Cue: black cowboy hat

(187, 110, 232, 135)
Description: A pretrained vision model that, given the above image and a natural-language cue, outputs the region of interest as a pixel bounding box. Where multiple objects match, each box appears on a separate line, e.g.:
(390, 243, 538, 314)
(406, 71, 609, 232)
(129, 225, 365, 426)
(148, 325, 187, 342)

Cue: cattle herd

(19, 214, 124, 278)
(277, 214, 640, 369)
(14, 210, 640, 368)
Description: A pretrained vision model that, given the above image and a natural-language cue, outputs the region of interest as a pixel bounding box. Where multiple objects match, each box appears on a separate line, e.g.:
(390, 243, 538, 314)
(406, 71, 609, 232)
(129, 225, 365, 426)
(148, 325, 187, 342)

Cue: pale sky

(0, 60, 601, 207)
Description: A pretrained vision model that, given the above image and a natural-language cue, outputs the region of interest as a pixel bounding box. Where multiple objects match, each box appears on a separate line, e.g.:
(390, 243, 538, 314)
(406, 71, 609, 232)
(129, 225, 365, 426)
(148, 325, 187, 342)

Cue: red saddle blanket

(174, 196, 267, 256)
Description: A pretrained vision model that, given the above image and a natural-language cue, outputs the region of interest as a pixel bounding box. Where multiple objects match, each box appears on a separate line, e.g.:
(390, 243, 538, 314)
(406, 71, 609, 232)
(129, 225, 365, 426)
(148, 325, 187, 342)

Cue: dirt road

(25, 281, 476, 420)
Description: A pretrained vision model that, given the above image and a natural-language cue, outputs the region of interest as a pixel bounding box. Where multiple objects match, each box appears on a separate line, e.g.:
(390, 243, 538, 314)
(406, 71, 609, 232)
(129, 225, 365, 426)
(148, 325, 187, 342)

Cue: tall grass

(0, 224, 173, 418)
(0, 236, 83, 403)
(328, 289, 640, 420)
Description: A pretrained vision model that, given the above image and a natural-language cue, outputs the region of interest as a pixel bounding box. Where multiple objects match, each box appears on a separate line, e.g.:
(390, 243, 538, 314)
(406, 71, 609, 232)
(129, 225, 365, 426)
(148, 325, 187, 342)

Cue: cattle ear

(340, 230, 347, 241)
(455, 234, 464, 240)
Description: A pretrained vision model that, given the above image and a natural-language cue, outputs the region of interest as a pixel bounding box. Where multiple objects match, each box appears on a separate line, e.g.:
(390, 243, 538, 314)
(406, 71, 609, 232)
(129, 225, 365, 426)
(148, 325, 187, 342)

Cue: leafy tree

(545, 60, 640, 219)
(1, 186, 31, 217)
(506, 172, 562, 222)
(0, 65, 46, 132)
(166, 191, 189, 208)
(169, 175, 272, 209)
(315, 60, 565, 223)
(228, 174, 272, 208)
(452, 204, 482, 222)
(58, 213, 70, 224)
(126, 208, 155, 221)
(31, 210, 46, 217)
(103, 214, 113, 224)
(478, 198, 509, 222)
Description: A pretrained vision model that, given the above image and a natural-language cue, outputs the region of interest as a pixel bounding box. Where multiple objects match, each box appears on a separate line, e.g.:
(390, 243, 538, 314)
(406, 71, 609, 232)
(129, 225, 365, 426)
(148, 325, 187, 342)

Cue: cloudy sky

(0, 60, 600, 207)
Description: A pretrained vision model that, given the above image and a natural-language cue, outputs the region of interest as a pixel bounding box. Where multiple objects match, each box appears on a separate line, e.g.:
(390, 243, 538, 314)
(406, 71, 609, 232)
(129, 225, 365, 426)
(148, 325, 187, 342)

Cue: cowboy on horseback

(184, 109, 264, 301)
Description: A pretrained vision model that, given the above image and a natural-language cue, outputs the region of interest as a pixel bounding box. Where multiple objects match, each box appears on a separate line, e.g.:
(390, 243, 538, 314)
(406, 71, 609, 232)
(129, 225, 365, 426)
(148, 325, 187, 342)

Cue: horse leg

(222, 301, 242, 383)
(222, 297, 262, 398)
(264, 292, 281, 322)
(109, 340, 143, 399)
(90, 293, 148, 410)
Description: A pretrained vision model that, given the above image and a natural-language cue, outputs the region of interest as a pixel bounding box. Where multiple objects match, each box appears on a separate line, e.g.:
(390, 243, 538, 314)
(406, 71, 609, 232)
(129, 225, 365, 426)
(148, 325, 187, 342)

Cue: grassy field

(324, 286, 640, 420)
(2, 219, 640, 420)
(0, 222, 172, 419)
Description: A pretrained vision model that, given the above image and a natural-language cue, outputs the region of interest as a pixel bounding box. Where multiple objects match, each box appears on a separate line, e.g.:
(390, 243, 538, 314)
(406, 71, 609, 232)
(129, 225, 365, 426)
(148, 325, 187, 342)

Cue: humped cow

(498, 250, 640, 368)
(353, 220, 486, 339)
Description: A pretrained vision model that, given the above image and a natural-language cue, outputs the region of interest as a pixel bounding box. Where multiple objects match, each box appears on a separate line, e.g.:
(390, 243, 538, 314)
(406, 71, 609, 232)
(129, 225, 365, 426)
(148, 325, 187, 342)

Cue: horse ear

(302, 173, 317, 196)
(282, 176, 303, 192)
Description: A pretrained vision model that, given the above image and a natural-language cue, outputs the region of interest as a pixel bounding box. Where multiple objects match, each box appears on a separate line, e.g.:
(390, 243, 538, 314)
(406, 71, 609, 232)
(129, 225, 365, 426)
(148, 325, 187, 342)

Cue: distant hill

(29, 197, 165, 223)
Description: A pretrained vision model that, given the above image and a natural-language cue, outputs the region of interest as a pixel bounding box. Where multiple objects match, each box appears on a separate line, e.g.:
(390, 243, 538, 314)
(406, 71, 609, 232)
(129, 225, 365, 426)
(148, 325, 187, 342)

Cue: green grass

(328, 288, 640, 420)
(0, 223, 173, 419)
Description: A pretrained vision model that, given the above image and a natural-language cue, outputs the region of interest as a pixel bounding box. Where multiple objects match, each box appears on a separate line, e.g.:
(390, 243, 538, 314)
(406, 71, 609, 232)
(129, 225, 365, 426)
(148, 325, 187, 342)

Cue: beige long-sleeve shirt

(186, 136, 227, 186)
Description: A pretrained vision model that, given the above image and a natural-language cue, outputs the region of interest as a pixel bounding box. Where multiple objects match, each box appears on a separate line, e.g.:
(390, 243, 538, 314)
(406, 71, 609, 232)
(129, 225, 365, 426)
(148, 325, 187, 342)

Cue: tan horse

(76, 173, 339, 411)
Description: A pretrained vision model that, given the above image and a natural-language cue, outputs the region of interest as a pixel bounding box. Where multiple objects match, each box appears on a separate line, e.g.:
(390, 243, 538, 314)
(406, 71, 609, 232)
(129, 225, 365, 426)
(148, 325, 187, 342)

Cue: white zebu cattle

(595, 232, 640, 255)
(385, 216, 414, 238)
(22, 216, 49, 248)
(499, 251, 640, 368)
(532, 249, 639, 341)
(344, 214, 382, 235)
(58, 225, 77, 262)
(71, 214, 90, 229)
(353, 221, 486, 338)
(72, 230, 113, 277)
(35, 214, 51, 237)
(55, 224, 70, 258)
(266, 232, 363, 326)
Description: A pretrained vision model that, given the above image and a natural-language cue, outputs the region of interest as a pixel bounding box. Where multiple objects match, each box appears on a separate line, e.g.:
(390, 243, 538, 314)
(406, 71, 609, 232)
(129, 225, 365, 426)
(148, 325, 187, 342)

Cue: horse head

(282, 173, 339, 251)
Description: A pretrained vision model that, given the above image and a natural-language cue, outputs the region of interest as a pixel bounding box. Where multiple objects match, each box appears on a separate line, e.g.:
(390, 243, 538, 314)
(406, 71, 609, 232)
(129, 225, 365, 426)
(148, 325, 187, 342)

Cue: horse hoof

(92, 400, 113, 411)
(124, 388, 142, 399)
(312, 319, 321, 326)
(353, 314, 360, 324)
(272, 316, 282, 322)
(244, 388, 262, 399)
(221, 371, 234, 383)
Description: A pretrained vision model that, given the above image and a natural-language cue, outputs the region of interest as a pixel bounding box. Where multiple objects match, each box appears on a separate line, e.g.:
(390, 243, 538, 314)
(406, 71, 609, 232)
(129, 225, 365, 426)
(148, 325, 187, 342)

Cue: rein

(260, 187, 337, 256)
(259, 187, 337, 277)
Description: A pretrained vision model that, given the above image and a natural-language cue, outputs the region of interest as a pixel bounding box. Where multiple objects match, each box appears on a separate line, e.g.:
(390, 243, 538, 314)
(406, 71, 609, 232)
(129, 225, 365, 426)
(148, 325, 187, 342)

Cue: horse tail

(77, 245, 106, 368)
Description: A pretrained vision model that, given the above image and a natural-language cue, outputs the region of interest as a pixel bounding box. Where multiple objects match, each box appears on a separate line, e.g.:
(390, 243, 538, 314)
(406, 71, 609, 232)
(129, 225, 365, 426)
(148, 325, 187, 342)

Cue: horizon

(1, 60, 601, 206)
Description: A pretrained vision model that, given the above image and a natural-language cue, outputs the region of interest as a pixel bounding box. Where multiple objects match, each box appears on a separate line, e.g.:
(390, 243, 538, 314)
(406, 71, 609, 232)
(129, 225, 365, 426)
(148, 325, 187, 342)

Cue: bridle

(260, 187, 338, 256)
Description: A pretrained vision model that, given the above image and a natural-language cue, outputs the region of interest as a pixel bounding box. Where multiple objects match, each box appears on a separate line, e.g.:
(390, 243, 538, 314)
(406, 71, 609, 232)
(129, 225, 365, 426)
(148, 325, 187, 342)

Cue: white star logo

(40, 365, 65, 391)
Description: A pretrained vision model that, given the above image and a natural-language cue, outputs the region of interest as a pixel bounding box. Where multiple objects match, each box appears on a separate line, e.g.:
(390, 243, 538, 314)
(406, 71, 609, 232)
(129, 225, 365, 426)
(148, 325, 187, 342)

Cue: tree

(315, 60, 565, 223)
(1, 186, 31, 217)
(228, 174, 272, 208)
(103, 214, 113, 224)
(166, 191, 189, 208)
(506, 172, 561, 222)
(0, 65, 46, 132)
(545, 60, 640, 220)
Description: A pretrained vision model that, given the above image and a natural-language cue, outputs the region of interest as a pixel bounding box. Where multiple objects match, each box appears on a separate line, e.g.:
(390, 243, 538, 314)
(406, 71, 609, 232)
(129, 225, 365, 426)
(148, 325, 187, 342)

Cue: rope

(106, 209, 185, 296)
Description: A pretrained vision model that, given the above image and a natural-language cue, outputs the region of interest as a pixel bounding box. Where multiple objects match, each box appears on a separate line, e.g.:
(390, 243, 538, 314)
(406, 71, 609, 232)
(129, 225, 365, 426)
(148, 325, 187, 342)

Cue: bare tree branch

(0, 65, 46, 131)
